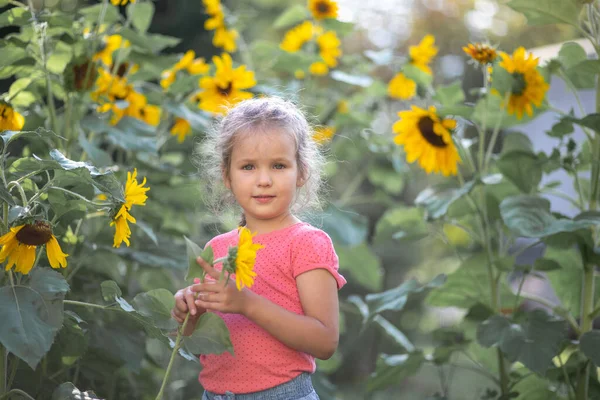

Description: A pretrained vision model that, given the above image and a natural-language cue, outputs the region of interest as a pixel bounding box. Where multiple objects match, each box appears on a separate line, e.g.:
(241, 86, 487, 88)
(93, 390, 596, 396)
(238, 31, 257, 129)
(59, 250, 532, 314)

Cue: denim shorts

(202, 372, 319, 400)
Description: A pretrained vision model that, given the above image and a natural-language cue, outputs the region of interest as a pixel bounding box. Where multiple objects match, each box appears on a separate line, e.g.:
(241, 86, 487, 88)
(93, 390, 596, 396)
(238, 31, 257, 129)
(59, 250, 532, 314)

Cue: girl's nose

(257, 170, 272, 186)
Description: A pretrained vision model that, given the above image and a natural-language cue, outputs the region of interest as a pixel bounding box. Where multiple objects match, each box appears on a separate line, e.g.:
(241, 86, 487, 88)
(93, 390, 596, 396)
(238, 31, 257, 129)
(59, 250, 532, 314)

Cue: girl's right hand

(171, 282, 206, 324)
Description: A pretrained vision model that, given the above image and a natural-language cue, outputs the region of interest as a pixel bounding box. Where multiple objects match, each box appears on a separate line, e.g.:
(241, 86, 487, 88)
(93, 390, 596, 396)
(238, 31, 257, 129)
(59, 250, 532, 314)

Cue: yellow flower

(170, 118, 192, 143)
(409, 35, 438, 76)
(111, 0, 136, 5)
(0, 101, 25, 131)
(388, 72, 417, 100)
(0, 221, 68, 274)
(309, 61, 328, 75)
(312, 126, 336, 144)
(160, 69, 176, 90)
(205, 9, 225, 30)
(498, 47, 549, 119)
(308, 0, 338, 20)
(111, 168, 149, 248)
(317, 31, 342, 68)
(203, 0, 223, 18)
(463, 43, 497, 65)
(231, 227, 264, 291)
(188, 58, 210, 75)
(280, 21, 315, 53)
(94, 35, 130, 66)
(196, 53, 256, 114)
(91, 68, 131, 103)
(392, 105, 460, 176)
(294, 69, 306, 79)
(213, 27, 238, 52)
(337, 100, 348, 114)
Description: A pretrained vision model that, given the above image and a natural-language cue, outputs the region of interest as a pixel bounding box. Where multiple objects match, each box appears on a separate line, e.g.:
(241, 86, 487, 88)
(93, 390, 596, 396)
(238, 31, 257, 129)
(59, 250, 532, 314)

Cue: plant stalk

(155, 313, 191, 400)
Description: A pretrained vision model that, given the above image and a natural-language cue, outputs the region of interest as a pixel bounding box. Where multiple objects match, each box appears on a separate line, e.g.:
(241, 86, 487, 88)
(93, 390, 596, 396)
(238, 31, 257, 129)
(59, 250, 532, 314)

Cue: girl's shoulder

(288, 222, 335, 249)
(205, 228, 239, 249)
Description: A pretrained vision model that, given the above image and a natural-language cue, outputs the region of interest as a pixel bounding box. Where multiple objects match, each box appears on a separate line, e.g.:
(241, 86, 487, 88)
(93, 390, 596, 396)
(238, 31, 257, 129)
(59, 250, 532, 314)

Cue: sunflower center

(418, 117, 447, 148)
(218, 82, 233, 96)
(16, 221, 53, 246)
(317, 1, 330, 13)
(511, 72, 527, 96)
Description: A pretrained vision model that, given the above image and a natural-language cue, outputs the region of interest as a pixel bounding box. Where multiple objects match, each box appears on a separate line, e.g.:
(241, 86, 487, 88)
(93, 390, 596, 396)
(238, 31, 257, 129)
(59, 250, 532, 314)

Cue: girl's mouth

(253, 195, 275, 204)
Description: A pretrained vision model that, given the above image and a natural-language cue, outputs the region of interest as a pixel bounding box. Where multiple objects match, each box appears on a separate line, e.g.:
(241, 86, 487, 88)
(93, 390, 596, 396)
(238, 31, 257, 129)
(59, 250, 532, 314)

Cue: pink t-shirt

(198, 222, 346, 394)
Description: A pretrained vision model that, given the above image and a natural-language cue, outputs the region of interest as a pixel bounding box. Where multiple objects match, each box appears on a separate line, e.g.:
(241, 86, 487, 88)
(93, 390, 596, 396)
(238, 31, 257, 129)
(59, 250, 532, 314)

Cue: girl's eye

(274, 164, 285, 170)
(242, 164, 254, 170)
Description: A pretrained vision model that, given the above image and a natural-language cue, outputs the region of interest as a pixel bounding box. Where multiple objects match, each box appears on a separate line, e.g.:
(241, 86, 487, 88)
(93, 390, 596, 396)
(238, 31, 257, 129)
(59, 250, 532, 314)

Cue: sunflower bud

(225, 246, 238, 274)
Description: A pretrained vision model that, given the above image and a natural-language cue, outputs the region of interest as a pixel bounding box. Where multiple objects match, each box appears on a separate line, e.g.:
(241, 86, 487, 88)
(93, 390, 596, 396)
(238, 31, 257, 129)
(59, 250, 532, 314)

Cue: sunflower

(170, 118, 192, 143)
(312, 126, 336, 144)
(213, 27, 238, 53)
(94, 35, 130, 66)
(317, 30, 342, 67)
(0, 101, 25, 131)
(0, 221, 68, 275)
(111, 0, 135, 5)
(392, 105, 460, 176)
(110, 168, 149, 248)
(463, 43, 497, 65)
(308, 0, 338, 20)
(196, 53, 256, 114)
(280, 21, 316, 53)
(498, 47, 549, 119)
(388, 72, 416, 100)
(227, 227, 264, 291)
(309, 61, 328, 75)
(409, 35, 438, 76)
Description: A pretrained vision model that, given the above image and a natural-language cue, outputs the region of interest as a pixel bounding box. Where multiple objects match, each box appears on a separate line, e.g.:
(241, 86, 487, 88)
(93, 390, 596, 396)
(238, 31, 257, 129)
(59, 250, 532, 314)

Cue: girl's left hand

(190, 256, 251, 315)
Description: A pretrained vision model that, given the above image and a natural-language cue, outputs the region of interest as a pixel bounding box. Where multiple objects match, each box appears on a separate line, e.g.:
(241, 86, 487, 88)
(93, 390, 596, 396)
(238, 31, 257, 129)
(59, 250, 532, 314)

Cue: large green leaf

(507, 0, 581, 27)
(415, 180, 476, 220)
(476, 310, 568, 374)
(566, 60, 600, 89)
(580, 330, 600, 366)
(47, 41, 73, 74)
(500, 195, 599, 238)
(496, 151, 543, 193)
(433, 81, 465, 107)
(558, 42, 588, 70)
(182, 312, 233, 356)
(337, 243, 383, 291)
(566, 113, 600, 132)
(0, 8, 32, 28)
(367, 162, 404, 195)
(78, 3, 121, 24)
(512, 371, 562, 400)
(367, 351, 424, 392)
(373, 206, 428, 244)
(0, 44, 27, 69)
(543, 246, 590, 314)
(273, 4, 309, 29)
(128, 1, 154, 33)
(132, 289, 178, 330)
(373, 315, 415, 352)
(101, 280, 135, 312)
(185, 238, 213, 283)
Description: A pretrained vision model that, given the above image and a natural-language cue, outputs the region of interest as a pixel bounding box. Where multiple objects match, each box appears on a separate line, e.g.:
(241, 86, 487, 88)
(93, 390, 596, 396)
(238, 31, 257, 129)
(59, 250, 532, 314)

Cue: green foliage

(507, 0, 582, 27)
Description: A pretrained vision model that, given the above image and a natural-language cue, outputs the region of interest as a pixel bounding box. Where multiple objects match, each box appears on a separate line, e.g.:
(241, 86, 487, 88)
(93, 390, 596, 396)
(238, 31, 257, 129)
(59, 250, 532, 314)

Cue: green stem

(7, 181, 28, 207)
(576, 266, 596, 399)
(0, 345, 5, 397)
(44, 186, 109, 207)
(63, 300, 108, 310)
(155, 313, 191, 400)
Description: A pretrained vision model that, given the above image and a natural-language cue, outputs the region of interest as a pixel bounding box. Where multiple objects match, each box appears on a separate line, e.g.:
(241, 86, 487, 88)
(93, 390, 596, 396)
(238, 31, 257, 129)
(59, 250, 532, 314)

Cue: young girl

(171, 96, 346, 400)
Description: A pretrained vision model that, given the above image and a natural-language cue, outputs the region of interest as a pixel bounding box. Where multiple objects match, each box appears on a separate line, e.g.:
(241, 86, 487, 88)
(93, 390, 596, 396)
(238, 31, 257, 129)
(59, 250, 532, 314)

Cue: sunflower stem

(483, 92, 510, 172)
(7, 181, 28, 208)
(0, 345, 5, 397)
(155, 312, 191, 400)
(2, 202, 8, 233)
(44, 186, 109, 207)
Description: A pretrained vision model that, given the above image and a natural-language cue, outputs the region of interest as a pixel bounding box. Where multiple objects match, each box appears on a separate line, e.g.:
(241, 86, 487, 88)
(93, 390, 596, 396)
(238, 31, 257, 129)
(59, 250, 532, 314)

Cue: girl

(171, 96, 346, 400)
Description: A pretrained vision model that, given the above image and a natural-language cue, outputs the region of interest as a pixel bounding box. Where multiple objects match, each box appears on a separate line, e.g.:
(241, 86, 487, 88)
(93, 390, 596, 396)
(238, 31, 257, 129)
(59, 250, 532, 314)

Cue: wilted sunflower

(463, 43, 497, 65)
(498, 47, 549, 119)
(226, 227, 264, 290)
(393, 105, 460, 176)
(170, 118, 192, 143)
(388, 72, 416, 100)
(196, 53, 256, 114)
(280, 21, 316, 53)
(312, 126, 336, 144)
(409, 35, 438, 76)
(0, 101, 25, 131)
(110, 169, 149, 247)
(308, 0, 338, 20)
(0, 221, 68, 275)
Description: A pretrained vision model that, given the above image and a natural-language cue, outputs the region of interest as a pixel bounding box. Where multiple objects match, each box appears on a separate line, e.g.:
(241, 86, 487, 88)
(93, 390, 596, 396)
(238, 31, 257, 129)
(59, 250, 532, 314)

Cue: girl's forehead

(232, 128, 297, 157)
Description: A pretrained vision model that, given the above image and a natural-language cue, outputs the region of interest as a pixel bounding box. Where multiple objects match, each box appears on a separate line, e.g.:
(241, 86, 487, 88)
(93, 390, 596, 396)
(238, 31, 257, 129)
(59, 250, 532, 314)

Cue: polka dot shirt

(198, 222, 346, 394)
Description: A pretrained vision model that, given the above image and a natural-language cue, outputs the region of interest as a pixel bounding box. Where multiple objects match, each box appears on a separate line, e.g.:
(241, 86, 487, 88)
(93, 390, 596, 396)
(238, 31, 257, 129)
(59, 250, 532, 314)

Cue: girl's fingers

(191, 282, 222, 293)
(184, 287, 197, 315)
(196, 257, 221, 280)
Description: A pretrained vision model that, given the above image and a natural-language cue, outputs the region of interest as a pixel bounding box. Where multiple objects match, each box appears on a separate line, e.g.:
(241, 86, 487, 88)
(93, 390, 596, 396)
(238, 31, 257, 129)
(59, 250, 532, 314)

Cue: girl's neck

(243, 214, 301, 236)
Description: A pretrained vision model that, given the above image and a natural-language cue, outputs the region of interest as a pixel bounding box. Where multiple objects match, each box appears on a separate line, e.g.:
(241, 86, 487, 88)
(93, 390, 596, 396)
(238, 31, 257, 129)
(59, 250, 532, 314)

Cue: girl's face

(224, 129, 304, 232)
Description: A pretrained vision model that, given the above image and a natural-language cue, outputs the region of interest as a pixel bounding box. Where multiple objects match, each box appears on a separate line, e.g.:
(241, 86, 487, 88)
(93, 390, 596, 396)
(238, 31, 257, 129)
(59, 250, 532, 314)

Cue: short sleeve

(291, 229, 346, 289)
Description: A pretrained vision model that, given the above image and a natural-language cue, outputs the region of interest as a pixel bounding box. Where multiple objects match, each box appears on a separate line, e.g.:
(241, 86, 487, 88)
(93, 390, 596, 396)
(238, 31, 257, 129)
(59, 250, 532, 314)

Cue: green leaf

(29, 268, 70, 327)
(490, 65, 516, 96)
(502, 131, 534, 154)
(0, 184, 15, 205)
(507, 0, 581, 27)
(437, 105, 473, 119)
(473, 93, 544, 128)
(337, 243, 383, 291)
(78, 131, 112, 167)
(500, 195, 599, 238)
(183, 312, 233, 355)
(558, 42, 588, 70)
(47, 41, 73, 74)
(546, 118, 574, 138)
(512, 371, 562, 400)
(403, 63, 432, 87)
(128, 1, 154, 33)
(580, 331, 600, 366)
(100, 280, 135, 312)
(132, 289, 178, 330)
(50, 149, 106, 177)
(49, 311, 88, 367)
(367, 163, 404, 195)
(415, 180, 477, 220)
(185, 237, 213, 283)
(373, 207, 427, 245)
(373, 315, 415, 352)
(273, 4, 309, 29)
(476, 310, 568, 374)
(0, 8, 32, 28)
(496, 151, 542, 193)
(78, 3, 121, 24)
(565, 60, 600, 89)
(433, 81, 465, 107)
(0, 44, 27, 69)
(120, 28, 181, 53)
(565, 113, 600, 132)
(367, 352, 424, 392)
(164, 101, 211, 132)
(544, 246, 586, 314)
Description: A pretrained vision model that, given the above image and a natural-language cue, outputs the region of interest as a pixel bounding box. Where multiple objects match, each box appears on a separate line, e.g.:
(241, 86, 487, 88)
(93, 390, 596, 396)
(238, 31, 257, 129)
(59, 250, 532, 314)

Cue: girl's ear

(296, 174, 306, 188)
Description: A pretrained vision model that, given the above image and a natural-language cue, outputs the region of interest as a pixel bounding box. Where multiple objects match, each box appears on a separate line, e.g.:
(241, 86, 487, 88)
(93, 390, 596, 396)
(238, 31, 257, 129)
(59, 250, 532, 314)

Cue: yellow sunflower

(94, 35, 130, 66)
(280, 21, 316, 53)
(110, 168, 149, 248)
(312, 126, 336, 144)
(229, 227, 264, 291)
(388, 72, 417, 100)
(0, 101, 25, 131)
(196, 53, 256, 114)
(0, 221, 68, 275)
(463, 43, 497, 65)
(309, 61, 328, 75)
(317, 30, 342, 67)
(409, 34, 438, 76)
(308, 0, 338, 20)
(498, 47, 549, 119)
(170, 118, 192, 143)
(111, 0, 135, 5)
(213, 27, 238, 53)
(393, 105, 460, 176)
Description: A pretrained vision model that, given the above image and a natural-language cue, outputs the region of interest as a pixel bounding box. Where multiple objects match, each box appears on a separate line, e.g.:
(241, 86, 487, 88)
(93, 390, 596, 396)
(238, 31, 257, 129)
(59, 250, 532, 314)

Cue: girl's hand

(190, 256, 251, 315)
(171, 278, 207, 324)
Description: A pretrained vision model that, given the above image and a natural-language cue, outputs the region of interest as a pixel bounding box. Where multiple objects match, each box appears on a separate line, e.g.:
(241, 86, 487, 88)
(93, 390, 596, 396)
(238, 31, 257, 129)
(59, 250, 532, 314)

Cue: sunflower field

(1, 0, 600, 399)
